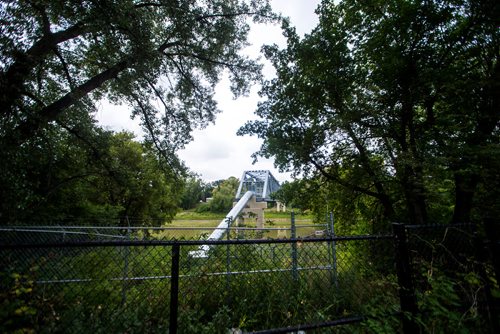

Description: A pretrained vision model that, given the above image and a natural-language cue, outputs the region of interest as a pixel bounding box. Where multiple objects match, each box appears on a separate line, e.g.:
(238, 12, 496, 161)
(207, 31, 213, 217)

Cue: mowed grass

(173, 209, 311, 221)
(159, 210, 320, 240)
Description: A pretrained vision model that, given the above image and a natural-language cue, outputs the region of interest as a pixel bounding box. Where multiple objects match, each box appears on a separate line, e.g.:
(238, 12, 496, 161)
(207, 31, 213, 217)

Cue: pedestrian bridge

(235, 170, 281, 201)
(190, 170, 281, 258)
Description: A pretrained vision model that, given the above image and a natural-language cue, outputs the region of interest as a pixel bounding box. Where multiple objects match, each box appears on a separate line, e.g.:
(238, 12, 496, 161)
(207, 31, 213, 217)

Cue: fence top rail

(0, 234, 393, 249)
(0, 225, 325, 232)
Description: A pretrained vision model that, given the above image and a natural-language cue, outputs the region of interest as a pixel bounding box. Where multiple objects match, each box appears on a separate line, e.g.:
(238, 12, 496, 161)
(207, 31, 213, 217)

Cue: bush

(195, 202, 211, 213)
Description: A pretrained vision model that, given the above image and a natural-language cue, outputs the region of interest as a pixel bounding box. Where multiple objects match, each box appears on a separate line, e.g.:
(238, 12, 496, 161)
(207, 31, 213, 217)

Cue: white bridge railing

(188, 190, 255, 258)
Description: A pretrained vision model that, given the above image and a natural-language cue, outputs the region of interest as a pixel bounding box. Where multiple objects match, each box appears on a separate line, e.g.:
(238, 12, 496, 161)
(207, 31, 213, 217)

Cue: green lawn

(173, 208, 312, 221)
(161, 209, 318, 240)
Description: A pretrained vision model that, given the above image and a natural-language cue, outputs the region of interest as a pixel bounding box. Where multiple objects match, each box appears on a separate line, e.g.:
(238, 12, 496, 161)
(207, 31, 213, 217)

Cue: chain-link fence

(0, 224, 397, 333)
(1, 222, 498, 333)
(0, 224, 329, 243)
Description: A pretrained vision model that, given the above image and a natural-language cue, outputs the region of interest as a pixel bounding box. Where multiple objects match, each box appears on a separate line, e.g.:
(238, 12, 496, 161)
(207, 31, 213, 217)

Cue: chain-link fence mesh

(2, 222, 497, 333)
(176, 237, 398, 332)
(1, 244, 173, 333)
(0, 224, 330, 244)
(0, 225, 397, 333)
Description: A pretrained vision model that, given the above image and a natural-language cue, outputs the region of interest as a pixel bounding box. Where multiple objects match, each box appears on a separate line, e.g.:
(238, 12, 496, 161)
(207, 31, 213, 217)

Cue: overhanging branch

(0, 22, 87, 114)
(309, 157, 382, 199)
(15, 60, 129, 142)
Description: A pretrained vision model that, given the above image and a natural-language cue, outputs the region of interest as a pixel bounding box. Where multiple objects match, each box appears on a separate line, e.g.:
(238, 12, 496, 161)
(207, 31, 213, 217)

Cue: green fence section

(1, 228, 397, 333)
(1, 222, 498, 333)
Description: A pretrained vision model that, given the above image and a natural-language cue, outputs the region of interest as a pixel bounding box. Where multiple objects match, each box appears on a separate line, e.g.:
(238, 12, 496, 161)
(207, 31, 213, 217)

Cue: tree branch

(145, 79, 173, 115)
(15, 60, 129, 142)
(195, 12, 261, 21)
(345, 125, 386, 193)
(308, 157, 382, 199)
(55, 120, 117, 181)
(27, 0, 51, 35)
(21, 90, 46, 107)
(164, 51, 246, 69)
(134, 2, 165, 9)
(168, 56, 205, 97)
(0, 22, 87, 114)
(158, 40, 183, 53)
(53, 47, 75, 89)
(345, 124, 395, 218)
(129, 92, 183, 178)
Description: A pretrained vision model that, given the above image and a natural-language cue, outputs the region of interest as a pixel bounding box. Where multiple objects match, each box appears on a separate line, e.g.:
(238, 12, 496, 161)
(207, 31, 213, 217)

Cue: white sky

(96, 0, 321, 183)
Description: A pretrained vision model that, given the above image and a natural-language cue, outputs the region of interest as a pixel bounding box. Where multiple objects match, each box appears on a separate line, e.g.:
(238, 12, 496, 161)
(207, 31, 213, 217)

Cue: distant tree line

(180, 176, 240, 214)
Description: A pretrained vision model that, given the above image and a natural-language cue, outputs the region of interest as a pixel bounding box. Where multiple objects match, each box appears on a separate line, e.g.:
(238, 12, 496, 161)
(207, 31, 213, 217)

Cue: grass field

(159, 209, 320, 240)
(173, 209, 312, 221)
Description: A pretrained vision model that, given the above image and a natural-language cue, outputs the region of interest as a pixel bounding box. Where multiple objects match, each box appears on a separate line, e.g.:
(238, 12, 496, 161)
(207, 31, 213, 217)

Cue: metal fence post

(226, 220, 232, 305)
(392, 223, 418, 334)
(169, 244, 180, 334)
(291, 211, 298, 282)
(329, 212, 338, 288)
(121, 227, 130, 306)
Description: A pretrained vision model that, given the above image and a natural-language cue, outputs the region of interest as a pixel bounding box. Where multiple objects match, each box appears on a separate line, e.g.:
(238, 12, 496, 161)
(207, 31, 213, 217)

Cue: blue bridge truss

(235, 170, 281, 201)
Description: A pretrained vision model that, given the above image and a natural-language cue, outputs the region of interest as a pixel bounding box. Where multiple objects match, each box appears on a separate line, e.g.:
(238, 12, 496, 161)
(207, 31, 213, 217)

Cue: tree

(95, 132, 180, 225)
(0, 112, 110, 224)
(0, 126, 181, 225)
(208, 176, 239, 213)
(271, 179, 313, 212)
(239, 0, 499, 226)
(180, 174, 207, 210)
(0, 0, 275, 165)
(0, 0, 278, 224)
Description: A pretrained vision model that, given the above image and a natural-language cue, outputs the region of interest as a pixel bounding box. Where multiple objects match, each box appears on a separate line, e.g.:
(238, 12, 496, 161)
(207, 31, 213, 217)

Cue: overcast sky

(96, 0, 321, 183)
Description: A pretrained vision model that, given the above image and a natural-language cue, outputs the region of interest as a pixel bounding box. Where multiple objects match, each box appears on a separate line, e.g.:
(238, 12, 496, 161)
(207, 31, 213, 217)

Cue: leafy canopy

(0, 0, 276, 166)
(0, 0, 279, 224)
(239, 0, 499, 226)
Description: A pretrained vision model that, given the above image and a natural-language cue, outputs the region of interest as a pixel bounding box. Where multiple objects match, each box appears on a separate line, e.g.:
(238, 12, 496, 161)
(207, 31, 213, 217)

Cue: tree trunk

(400, 163, 428, 225)
(451, 172, 479, 224)
(450, 59, 498, 224)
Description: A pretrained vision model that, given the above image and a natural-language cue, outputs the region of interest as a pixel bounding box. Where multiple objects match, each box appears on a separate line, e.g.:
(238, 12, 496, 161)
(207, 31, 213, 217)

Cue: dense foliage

(0, 0, 274, 149)
(0, 128, 180, 225)
(240, 0, 499, 230)
(0, 0, 275, 224)
(195, 176, 240, 213)
(179, 175, 212, 210)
